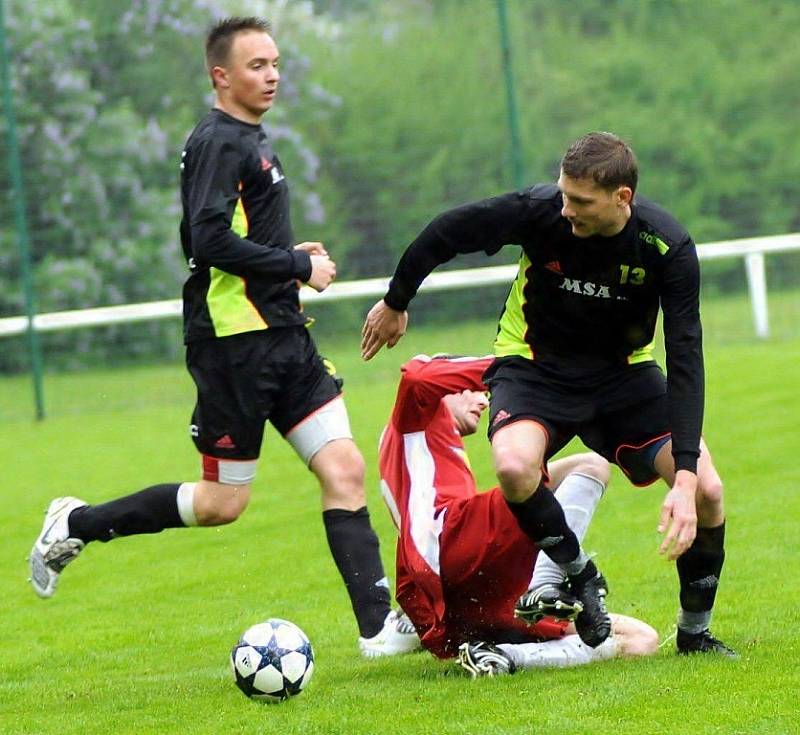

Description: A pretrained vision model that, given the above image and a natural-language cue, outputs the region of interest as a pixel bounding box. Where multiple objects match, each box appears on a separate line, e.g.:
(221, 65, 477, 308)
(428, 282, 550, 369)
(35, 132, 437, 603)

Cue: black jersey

(383, 183, 704, 471)
(179, 109, 312, 342)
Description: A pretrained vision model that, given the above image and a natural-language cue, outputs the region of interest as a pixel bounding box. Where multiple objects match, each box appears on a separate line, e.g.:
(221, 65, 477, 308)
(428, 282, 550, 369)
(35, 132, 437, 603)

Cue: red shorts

(431, 488, 569, 657)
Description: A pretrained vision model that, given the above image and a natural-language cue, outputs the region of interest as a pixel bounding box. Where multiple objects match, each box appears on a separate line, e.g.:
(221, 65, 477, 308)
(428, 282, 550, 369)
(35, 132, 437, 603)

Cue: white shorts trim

(286, 396, 353, 465)
(202, 455, 257, 485)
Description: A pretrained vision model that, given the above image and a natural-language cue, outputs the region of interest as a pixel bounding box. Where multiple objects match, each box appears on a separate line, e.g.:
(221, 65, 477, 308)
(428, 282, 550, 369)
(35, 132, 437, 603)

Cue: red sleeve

(391, 355, 494, 433)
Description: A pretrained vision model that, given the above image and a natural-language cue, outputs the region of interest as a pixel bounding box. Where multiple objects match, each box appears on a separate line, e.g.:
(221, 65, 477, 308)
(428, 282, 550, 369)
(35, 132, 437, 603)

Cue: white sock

(529, 472, 605, 589)
(498, 633, 618, 669)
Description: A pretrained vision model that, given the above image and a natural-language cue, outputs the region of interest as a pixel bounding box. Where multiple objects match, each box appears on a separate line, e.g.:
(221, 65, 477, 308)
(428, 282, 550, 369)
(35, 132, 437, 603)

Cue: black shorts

(186, 327, 341, 460)
(484, 357, 671, 485)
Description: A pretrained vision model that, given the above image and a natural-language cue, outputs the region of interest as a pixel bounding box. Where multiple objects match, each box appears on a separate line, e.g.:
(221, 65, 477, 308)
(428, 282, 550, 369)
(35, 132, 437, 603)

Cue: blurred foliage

(1, 0, 799, 372)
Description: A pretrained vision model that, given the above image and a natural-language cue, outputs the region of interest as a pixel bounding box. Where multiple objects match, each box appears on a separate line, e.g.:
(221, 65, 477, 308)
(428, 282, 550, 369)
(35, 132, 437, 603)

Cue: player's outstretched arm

(361, 300, 408, 360)
(658, 469, 698, 560)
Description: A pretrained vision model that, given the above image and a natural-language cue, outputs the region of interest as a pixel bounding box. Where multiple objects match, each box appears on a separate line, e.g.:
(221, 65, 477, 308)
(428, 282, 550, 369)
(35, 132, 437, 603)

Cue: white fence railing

(1, 233, 798, 340)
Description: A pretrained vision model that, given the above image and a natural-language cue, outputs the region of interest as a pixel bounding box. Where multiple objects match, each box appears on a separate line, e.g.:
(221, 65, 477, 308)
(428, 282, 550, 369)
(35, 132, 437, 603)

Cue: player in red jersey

(379, 354, 657, 676)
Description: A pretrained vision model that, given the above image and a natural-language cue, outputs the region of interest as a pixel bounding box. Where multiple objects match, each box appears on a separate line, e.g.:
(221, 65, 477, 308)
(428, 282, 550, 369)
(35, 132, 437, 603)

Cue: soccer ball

(230, 618, 315, 702)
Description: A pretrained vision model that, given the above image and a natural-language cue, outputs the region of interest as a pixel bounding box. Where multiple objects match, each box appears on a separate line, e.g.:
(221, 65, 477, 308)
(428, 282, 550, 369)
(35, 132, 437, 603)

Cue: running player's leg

(279, 336, 411, 655)
(29, 335, 261, 598)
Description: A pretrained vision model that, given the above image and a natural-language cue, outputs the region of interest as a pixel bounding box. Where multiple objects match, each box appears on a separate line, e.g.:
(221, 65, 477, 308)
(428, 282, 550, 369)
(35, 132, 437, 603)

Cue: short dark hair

(561, 132, 638, 193)
(205, 16, 272, 72)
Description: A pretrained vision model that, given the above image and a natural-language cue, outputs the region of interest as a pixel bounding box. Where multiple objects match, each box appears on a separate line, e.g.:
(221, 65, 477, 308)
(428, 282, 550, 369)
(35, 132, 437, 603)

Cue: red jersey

(379, 355, 567, 658)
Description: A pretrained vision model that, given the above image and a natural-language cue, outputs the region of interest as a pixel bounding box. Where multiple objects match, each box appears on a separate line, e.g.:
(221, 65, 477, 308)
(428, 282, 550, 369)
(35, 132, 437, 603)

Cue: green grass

(1, 314, 799, 734)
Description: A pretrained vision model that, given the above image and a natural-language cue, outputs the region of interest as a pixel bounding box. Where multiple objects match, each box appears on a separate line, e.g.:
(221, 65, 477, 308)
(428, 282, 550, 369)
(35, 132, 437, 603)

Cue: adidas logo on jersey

(214, 434, 236, 449)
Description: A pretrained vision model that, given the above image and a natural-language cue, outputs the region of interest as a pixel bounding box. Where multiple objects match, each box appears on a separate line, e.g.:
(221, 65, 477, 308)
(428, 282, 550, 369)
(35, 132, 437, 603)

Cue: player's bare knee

(611, 615, 659, 657)
(313, 440, 367, 508)
(494, 453, 542, 500)
(622, 628, 659, 657)
(195, 482, 251, 526)
(698, 476, 724, 508)
(495, 456, 542, 503)
(574, 453, 611, 486)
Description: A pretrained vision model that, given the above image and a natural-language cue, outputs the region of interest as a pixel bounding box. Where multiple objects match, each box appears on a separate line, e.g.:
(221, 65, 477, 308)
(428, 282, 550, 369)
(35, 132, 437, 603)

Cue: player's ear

(211, 65, 229, 89)
(616, 185, 633, 207)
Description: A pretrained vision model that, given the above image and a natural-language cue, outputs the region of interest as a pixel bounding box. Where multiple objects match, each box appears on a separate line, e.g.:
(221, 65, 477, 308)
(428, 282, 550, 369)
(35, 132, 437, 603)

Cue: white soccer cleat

(358, 610, 421, 659)
(29, 496, 87, 598)
(457, 641, 516, 678)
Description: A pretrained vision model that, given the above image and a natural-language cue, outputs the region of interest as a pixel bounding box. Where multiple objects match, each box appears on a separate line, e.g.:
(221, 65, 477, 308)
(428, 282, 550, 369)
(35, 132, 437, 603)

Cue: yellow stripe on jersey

(231, 188, 248, 237)
(494, 252, 534, 359)
(627, 339, 656, 364)
(206, 188, 268, 337)
(207, 268, 268, 337)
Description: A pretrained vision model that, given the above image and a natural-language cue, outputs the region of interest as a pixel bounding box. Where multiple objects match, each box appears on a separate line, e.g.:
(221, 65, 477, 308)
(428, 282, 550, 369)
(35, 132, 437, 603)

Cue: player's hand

(294, 241, 328, 256)
(658, 470, 698, 560)
(361, 299, 408, 360)
(306, 254, 336, 292)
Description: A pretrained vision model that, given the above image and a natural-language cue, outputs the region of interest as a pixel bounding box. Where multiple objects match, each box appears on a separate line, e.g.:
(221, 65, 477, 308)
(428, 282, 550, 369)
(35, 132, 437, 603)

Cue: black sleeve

(660, 237, 704, 473)
(384, 191, 532, 311)
(185, 137, 311, 282)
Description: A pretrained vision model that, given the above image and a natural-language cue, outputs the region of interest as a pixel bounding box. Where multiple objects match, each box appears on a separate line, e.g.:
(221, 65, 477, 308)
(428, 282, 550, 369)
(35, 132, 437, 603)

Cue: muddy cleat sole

(515, 584, 583, 623)
(29, 496, 87, 598)
(458, 641, 516, 678)
(359, 610, 421, 659)
(677, 629, 738, 658)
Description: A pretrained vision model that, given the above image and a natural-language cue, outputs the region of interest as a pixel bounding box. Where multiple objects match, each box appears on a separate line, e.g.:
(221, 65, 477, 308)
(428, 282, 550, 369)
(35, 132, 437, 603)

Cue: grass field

(2, 314, 799, 734)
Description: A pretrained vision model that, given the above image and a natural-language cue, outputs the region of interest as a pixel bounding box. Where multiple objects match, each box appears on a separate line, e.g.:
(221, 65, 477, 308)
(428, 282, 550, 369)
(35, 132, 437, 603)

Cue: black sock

(322, 506, 391, 638)
(677, 522, 726, 616)
(505, 483, 581, 565)
(67, 484, 184, 543)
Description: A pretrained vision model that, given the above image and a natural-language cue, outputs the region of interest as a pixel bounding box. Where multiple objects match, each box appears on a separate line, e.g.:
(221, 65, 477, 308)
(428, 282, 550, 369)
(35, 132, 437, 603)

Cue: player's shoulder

(185, 110, 252, 153)
(528, 182, 561, 204)
(633, 194, 693, 252)
(522, 183, 563, 223)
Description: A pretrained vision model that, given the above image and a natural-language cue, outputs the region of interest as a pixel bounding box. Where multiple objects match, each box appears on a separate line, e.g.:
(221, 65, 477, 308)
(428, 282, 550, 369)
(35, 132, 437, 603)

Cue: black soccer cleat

(515, 584, 582, 623)
(457, 641, 516, 678)
(568, 566, 611, 648)
(677, 628, 738, 658)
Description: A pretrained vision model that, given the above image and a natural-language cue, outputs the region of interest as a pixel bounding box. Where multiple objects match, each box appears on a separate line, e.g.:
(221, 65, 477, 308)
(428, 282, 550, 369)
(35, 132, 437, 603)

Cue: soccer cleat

(677, 628, 738, 658)
(515, 583, 583, 623)
(28, 496, 87, 599)
(568, 568, 612, 648)
(457, 641, 516, 678)
(358, 610, 422, 659)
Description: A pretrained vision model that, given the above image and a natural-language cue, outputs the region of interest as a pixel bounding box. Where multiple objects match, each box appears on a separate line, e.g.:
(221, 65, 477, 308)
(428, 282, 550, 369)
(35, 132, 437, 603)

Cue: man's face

(557, 171, 631, 238)
(214, 31, 280, 122)
(442, 390, 490, 437)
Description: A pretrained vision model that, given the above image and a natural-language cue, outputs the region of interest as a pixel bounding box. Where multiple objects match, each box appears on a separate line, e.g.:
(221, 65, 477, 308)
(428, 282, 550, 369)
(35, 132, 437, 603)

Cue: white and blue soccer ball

(230, 618, 315, 702)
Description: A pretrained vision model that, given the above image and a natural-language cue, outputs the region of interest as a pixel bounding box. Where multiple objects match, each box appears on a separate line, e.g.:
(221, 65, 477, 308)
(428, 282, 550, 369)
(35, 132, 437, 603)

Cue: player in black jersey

(29, 17, 418, 659)
(362, 132, 734, 656)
